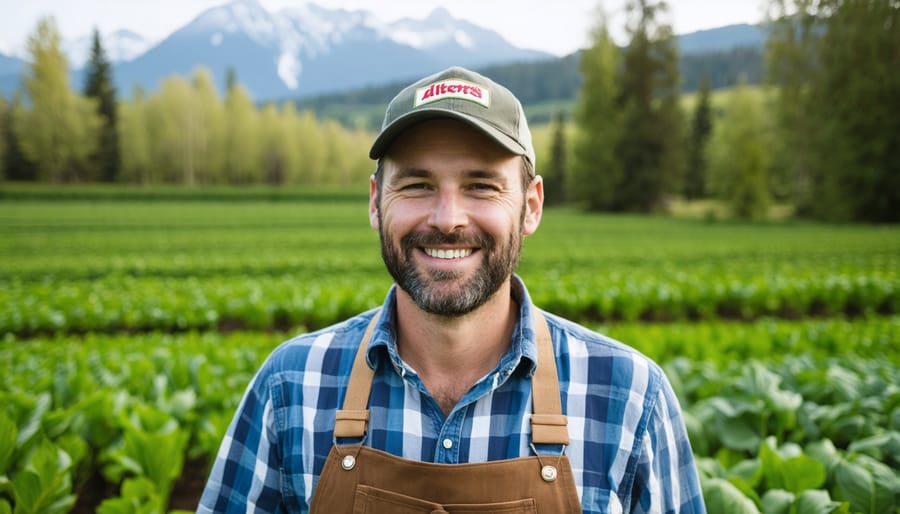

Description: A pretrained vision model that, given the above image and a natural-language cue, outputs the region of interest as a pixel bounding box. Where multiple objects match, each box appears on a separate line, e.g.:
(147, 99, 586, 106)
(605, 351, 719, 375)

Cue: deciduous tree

(13, 17, 101, 182)
(706, 82, 771, 219)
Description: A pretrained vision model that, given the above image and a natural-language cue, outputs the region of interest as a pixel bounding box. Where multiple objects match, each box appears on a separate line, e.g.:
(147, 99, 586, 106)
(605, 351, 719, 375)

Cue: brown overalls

(309, 311, 582, 513)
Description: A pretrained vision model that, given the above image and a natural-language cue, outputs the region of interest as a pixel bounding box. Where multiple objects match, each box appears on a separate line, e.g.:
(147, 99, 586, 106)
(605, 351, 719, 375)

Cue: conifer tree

(685, 75, 712, 199)
(543, 112, 567, 205)
(614, 0, 683, 211)
(570, 9, 620, 211)
(768, 0, 899, 222)
(83, 28, 120, 182)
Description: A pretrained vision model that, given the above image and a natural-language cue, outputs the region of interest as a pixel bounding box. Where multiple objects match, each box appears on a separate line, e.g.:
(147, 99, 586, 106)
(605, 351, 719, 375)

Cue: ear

(522, 175, 543, 236)
(369, 174, 380, 231)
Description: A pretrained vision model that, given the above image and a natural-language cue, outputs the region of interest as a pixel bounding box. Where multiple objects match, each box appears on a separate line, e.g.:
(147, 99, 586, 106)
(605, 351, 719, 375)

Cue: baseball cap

(369, 66, 535, 166)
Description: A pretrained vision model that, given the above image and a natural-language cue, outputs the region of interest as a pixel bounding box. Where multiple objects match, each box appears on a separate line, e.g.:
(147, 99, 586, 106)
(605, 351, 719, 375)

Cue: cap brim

(369, 108, 527, 161)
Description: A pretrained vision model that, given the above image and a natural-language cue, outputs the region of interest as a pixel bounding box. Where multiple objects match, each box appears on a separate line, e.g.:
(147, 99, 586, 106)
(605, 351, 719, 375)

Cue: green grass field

(1, 187, 898, 513)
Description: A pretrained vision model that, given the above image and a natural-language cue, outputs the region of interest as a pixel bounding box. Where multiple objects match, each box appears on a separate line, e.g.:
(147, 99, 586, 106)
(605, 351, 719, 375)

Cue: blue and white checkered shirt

(198, 276, 705, 513)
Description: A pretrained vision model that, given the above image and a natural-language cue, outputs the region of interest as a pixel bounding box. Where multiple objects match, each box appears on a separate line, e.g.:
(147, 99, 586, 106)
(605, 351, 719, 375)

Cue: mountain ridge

(0, 1, 765, 102)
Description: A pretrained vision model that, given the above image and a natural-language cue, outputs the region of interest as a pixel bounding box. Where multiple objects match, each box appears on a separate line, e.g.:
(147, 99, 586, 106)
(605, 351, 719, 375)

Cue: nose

(427, 189, 468, 234)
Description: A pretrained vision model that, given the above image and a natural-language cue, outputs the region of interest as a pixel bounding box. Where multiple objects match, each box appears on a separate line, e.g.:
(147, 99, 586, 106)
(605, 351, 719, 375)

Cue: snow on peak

(64, 29, 152, 68)
(384, 7, 478, 50)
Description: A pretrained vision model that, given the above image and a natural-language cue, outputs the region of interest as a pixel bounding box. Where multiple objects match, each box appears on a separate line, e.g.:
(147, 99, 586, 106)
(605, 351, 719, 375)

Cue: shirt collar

(364, 275, 540, 378)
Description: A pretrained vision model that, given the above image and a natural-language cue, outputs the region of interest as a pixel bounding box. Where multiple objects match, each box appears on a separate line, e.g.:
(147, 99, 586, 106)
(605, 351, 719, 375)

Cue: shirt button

(442, 438, 453, 449)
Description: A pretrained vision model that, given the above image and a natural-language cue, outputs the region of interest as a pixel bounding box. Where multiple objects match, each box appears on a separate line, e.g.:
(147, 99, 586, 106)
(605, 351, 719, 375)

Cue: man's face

(369, 119, 543, 317)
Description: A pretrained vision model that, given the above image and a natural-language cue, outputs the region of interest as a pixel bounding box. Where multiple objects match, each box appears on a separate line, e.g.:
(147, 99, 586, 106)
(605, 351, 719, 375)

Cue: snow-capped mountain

(65, 29, 152, 68)
(111, 0, 550, 99)
(0, 0, 550, 100)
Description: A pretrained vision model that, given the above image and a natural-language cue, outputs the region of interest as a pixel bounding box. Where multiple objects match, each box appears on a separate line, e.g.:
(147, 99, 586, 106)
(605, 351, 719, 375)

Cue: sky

(1, 0, 768, 57)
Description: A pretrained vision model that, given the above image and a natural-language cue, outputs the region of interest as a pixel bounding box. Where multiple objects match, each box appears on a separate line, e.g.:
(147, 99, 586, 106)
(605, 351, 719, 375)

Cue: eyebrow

(389, 167, 507, 183)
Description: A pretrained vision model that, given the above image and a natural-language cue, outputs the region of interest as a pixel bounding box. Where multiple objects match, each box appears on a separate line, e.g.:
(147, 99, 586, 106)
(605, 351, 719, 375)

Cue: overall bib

(309, 311, 582, 513)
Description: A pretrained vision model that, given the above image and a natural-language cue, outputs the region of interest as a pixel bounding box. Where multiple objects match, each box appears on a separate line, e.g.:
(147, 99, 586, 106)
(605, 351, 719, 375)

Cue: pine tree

(570, 9, 620, 211)
(614, 0, 683, 212)
(685, 75, 712, 199)
(543, 112, 567, 205)
(768, 0, 899, 222)
(83, 28, 120, 182)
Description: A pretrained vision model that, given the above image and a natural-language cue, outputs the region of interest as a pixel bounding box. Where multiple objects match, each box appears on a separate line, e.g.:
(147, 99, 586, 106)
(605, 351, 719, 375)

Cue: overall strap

(333, 309, 569, 446)
(530, 310, 570, 445)
(333, 313, 378, 438)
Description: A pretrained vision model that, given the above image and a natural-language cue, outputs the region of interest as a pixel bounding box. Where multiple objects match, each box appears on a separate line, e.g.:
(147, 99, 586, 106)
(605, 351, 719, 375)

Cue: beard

(378, 212, 524, 317)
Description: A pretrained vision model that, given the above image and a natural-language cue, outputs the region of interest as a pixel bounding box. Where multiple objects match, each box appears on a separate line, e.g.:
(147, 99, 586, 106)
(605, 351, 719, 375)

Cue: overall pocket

(353, 484, 537, 514)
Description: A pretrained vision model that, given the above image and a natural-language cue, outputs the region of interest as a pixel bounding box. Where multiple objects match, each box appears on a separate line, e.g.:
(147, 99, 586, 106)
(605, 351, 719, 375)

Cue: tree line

(2, 1, 897, 223)
(1, 18, 373, 186)
(550, 0, 897, 222)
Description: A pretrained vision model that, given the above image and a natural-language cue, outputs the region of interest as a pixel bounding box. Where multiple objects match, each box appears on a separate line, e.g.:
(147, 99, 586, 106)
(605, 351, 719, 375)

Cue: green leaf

(761, 489, 793, 514)
(805, 439, 840, 472)
(848, 431, 900, 464)
(13, 393, 51, 449)
(759, 437, 826, 493)
(794, 490, 849, 514)
(11, 470, 41, 513)
(719, 416, 763, 452)
(832, 454, 900, 514)
(0, 498, 11, 514)
(702, 477, 761, 514)
(97, 477, 163, 514)
(834, 458, 874, 514)
(13, 437, 76, 514)
(0, 415, 16, 475)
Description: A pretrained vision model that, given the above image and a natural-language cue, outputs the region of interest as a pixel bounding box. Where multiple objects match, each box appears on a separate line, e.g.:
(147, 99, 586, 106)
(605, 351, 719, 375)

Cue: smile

(423, 248, 474, 259)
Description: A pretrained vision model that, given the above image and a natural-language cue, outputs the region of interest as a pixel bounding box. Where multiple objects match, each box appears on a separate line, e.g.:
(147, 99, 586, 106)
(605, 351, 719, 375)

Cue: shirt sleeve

(197, 368, 286, 514)
(632, 373, 706, 514)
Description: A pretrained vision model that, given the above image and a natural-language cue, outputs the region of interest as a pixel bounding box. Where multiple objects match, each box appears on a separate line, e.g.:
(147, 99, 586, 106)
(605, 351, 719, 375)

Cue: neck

(394, 280, 519, 415)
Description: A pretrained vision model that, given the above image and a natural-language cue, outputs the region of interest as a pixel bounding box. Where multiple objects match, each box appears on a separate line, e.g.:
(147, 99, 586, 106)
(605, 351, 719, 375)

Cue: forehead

(383, 118, 517, 167)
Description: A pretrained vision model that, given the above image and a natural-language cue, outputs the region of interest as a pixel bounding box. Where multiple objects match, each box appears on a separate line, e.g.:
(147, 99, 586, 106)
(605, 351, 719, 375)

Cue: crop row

(1, 317, 897, 513)
(676, 355, 900, 513)
(2, 270, 896, 338)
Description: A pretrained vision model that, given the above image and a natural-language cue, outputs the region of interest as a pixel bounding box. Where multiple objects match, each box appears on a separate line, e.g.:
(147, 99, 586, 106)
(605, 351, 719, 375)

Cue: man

(198, 66, 705, 513)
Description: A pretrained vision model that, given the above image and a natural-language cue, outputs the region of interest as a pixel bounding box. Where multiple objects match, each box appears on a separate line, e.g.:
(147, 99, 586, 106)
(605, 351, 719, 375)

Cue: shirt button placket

(436, 410, 463, 463)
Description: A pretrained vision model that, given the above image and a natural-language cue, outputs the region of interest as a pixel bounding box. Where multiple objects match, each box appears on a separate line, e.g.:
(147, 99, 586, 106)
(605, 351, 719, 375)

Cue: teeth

(424, 248, 473, 259)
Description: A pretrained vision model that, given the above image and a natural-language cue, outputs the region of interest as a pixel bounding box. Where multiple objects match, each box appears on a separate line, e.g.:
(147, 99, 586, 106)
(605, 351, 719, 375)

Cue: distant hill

(678, 23, 767, 55)
(293, 24, 766, 129)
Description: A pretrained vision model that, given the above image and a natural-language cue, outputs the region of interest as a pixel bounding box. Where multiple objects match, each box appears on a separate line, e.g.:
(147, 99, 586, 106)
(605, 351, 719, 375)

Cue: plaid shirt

(198, 277, 705, 514)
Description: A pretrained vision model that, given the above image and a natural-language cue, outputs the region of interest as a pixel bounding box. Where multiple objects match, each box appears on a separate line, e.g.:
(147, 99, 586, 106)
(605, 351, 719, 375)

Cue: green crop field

(1, 187, 898, 513)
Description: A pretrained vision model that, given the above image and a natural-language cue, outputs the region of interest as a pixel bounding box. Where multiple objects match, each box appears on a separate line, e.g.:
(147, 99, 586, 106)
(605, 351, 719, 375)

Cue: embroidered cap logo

(414, 79, 491, 109)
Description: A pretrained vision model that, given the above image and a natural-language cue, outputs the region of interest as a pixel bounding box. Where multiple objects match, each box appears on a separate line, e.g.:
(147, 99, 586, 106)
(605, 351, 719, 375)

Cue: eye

(468, 183, 500, 194)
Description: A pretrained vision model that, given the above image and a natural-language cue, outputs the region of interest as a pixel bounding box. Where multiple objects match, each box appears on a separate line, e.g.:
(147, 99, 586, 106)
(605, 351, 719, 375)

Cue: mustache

(401, 230, 494, 250)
